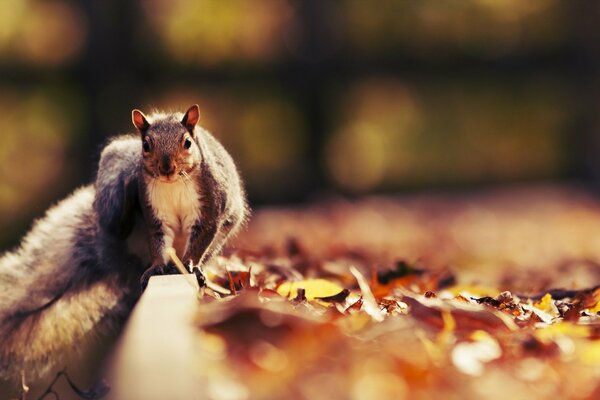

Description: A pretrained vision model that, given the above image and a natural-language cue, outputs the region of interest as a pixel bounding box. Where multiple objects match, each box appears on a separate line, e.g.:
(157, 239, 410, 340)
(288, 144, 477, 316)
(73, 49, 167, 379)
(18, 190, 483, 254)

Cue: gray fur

(94, 135, 149, 266)
(0, 107, 248, 383)
(0, 137, 147, 382)
(0, 186, 142, 381)
(192, 126, 249, 262)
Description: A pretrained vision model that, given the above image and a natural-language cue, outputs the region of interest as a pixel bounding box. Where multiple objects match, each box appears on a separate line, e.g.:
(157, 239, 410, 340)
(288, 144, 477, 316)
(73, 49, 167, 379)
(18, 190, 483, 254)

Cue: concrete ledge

(108, 274, 202, 400)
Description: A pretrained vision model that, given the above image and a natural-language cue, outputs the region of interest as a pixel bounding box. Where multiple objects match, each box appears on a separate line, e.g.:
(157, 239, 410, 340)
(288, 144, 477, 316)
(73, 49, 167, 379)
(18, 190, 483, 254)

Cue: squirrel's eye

(142, 139, 151, 152)
(184, 138, 192, 150)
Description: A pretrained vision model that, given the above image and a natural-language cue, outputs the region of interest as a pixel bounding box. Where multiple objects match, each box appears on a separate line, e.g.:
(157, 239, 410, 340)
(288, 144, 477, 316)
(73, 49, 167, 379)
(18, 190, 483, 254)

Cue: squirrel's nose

(160, 167, 175, 176)
(160, 156, 175, 176)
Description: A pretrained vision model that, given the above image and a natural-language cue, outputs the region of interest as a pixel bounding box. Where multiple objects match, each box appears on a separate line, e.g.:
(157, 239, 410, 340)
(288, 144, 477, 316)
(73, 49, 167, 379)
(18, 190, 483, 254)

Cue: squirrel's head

(132, 105, 202, 183)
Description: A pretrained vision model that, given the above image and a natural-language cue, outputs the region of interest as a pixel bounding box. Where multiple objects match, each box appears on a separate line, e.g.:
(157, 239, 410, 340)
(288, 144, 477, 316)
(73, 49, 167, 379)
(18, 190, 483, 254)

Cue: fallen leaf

(350, 266, 385, 322)
(315, 289, 351, 303)
(446, 285, 501, 298)
(533, 293, 560, 318)
(376, 260, 424, 284)
(578, 340, 600, 365)
(277, 279, 345, 301)
(401, 292, 518, 333)
(534, 322, 591, 343)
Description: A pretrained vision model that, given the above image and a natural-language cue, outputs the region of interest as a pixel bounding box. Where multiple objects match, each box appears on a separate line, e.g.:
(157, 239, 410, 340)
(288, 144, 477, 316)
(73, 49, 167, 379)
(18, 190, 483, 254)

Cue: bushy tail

(0, 187, 137, 381)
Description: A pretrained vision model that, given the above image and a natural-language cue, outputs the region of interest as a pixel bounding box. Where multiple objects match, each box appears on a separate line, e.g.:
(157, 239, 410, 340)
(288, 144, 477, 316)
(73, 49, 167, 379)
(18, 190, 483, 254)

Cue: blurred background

(2, 0, 600, 248)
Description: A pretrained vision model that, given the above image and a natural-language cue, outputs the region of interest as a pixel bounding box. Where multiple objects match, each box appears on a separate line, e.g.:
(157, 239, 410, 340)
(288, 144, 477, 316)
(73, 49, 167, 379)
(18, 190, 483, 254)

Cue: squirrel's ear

(182, 104, 200, 133)
(132, 109, 150, 133)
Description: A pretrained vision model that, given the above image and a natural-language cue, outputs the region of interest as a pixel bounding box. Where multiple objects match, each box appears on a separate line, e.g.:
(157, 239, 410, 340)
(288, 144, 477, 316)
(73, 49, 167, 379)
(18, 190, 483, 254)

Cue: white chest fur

(147, 178, 202, 261)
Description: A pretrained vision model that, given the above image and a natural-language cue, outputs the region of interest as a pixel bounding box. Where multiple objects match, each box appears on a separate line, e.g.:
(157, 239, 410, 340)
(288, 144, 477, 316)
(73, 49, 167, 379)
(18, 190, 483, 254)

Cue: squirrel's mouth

(154, 169, 191, 183)
(157, 174, 179, 183)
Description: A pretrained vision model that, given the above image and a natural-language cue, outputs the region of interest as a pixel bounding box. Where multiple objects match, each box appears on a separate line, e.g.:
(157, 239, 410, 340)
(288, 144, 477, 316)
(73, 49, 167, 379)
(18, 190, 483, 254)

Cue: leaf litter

(190, 188, 600, 399)
(193, 247, 600, 399)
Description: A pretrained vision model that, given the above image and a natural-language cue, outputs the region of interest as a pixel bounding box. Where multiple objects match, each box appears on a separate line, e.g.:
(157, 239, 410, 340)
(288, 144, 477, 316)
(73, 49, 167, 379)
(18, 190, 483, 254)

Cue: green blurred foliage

(143, 0, 293, 66)
(0, 85, 85, 245)
(342, 0, 566, 58)
(0, 0, 86, 67)
(326, 78, 570, 192)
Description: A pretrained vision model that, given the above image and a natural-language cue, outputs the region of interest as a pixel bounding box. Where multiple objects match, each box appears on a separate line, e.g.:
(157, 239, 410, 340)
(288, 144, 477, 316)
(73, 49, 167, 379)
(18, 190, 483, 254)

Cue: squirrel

(96, 104, 248, 287)
(0, 105, 248, 384)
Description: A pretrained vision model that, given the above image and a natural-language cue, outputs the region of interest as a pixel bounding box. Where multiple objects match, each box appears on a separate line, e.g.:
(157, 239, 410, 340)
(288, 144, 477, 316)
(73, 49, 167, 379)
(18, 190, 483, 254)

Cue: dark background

(2, 0, 600, 248)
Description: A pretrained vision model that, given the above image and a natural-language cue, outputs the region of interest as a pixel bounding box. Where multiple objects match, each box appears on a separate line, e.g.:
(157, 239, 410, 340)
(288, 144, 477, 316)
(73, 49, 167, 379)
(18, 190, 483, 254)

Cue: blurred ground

(237, 184, 600, 292)
(182, 184, 600, 400)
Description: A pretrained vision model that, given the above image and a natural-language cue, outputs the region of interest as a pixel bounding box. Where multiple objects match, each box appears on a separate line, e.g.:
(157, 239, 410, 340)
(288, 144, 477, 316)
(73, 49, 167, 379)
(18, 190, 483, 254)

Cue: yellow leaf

(533, 293, 559, 317)
(437, 310, 456, 345)
(587, 289, 600, 314)
(277, 279, 344, 301)
(578, 341, 600, 365)
(416, 330, 445, 367)
(337, 313, 372, 334)
(442, 310, 456, 333)
(534, 322, 590, 343)
(198, 332, 227, 356)
(589, 304, 600, 314)
(470, 330, 494, 342)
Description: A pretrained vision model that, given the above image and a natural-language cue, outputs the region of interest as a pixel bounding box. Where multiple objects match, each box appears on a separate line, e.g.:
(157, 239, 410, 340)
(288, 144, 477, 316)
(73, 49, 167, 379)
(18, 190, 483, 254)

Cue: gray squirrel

(0, 105, 248, 383)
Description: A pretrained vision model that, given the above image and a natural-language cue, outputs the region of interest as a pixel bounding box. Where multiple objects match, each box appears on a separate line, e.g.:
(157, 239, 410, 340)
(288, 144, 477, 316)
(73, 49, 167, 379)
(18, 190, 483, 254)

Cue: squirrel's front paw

(140, 265, 162, 291)
(140, 263, 182, 291)
(191, 266, 207, 288)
